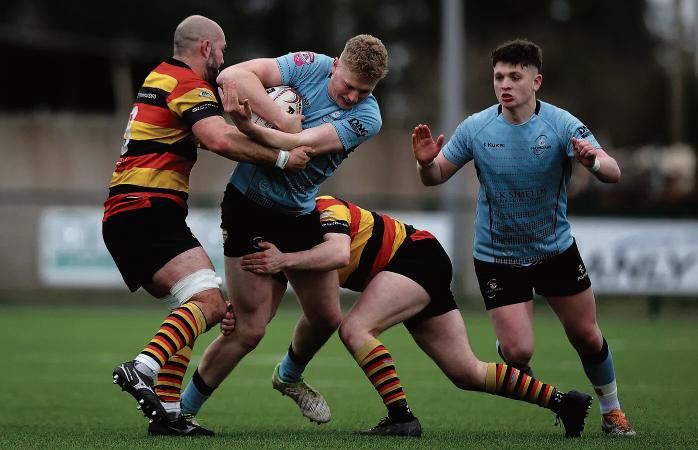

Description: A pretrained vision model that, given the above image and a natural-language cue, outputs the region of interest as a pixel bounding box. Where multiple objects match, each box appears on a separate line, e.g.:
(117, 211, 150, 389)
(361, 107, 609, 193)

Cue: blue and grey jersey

(442, 100, 600, 264)
(230, 52, 382, 215)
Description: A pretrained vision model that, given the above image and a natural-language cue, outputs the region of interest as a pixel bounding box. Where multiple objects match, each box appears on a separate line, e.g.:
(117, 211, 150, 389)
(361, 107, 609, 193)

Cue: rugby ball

(251, 86, 302, 128)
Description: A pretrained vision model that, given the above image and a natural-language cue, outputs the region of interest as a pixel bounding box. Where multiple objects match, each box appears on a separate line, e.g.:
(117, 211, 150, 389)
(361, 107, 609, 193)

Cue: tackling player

(411, 38, 634, 436)
(196, 196, 593, 438)
(179, 35, 389, 425)
(104, 15, 311, 437)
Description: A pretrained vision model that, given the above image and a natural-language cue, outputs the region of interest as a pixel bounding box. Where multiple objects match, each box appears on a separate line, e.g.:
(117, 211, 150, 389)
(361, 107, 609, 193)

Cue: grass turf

(1, 301, 696, 449)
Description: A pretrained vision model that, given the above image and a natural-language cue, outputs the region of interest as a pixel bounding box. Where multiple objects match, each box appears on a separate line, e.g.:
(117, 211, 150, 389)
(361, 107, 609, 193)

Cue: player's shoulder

(281, 51, 333, 71)
(457, 104, 500, 135)
(537, 100, 576, 123)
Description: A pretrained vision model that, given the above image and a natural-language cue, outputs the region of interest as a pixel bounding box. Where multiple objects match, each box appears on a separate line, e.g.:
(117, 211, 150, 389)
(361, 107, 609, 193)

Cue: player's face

(493, 62, 541, 110)
(205, 35, 226, 85)
(329, 58, 377, 109)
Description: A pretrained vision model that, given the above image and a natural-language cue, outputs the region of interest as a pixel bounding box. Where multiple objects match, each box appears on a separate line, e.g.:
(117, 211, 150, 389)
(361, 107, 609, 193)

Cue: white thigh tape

(163, 269, 223, 309)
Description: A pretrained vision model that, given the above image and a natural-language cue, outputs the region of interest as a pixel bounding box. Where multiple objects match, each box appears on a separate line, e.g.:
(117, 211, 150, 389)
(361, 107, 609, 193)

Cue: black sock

(192, 368, 215, 396)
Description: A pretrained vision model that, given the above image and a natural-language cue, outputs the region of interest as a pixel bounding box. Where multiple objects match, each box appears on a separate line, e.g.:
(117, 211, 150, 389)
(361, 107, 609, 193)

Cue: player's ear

(533, 72, 542, 91)
(201, 40, 211, 59)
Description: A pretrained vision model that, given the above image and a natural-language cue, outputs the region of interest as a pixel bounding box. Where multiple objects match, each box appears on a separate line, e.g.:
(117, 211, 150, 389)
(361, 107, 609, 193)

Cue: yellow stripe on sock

(353, 338, 383, 364)
(485, 363, 497, 393)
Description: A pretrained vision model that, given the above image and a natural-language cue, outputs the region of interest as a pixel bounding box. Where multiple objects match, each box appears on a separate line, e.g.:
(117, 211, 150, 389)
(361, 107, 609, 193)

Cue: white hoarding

(572, 218, 698, 295)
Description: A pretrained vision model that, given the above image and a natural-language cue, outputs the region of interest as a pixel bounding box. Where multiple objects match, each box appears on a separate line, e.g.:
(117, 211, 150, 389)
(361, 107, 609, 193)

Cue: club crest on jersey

(531, 134, 551, 156)
(484, 278, 504, 299)
(293, 51, 315, 66)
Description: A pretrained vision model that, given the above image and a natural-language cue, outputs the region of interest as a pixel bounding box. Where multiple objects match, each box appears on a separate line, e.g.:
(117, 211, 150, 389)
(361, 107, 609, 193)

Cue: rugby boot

(112, 361, 167, 422)
(148, 413, 214, 436)
(353, 416, 422, 437)
(552, 390, 593, 438)
(271, 363, 331, 423)
(601, 409, 636, 436)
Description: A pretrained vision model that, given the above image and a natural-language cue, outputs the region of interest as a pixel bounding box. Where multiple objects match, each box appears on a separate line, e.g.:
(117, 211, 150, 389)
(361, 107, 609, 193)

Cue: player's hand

(220, 301, 236, 336)
(572, 137, 598, 168)
(278, 113, 305, 134)
(412, 124, 445, 166)
(218, 81, 254, 133)
(240, 241, 286, 274)
(284, 146, 313, 171)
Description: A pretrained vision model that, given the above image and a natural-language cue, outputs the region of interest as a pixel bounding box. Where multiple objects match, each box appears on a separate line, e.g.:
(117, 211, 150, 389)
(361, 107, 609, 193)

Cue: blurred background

(0, 0, 697, 309)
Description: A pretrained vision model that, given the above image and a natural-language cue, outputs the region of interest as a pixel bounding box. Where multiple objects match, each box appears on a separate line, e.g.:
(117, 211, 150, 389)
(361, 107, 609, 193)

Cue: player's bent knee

(308, 310, 342, 331)
(162, 269, 223, 310)
(337, 319, 366, 349)
(499, 342, 534, 366)
(237, 326, 267, 353)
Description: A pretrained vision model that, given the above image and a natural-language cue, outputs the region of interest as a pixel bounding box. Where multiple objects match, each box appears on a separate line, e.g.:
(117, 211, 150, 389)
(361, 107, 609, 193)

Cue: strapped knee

(162, 269, 223, 310)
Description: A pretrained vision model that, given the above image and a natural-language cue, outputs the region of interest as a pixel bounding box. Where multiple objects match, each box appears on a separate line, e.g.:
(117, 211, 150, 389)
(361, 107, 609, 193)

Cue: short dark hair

(491, 39, 542, 71)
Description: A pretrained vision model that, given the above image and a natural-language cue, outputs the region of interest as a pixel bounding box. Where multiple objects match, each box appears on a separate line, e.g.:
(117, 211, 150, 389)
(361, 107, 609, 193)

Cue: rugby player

(104, 15, 311, 436)
(412, 38, 634, 436)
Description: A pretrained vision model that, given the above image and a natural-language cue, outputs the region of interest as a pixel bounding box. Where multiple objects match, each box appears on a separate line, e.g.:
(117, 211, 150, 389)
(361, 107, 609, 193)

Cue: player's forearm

(417, 160, 445, 186)
(242, 124, 304, 150)
(592, 155, 621, 183)
(281, 243, 349, 271)
(207, 128, 278, 167)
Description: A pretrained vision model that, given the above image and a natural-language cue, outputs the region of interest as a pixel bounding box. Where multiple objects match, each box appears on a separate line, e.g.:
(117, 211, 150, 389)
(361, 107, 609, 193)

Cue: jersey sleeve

(330, 98, 382, 151)
(275, 51, 326, 87)
(441, 118, 474, 167)
(316, 198, 351, 235)
(168, 80, 222, 127)
(559, 111, 601, 157)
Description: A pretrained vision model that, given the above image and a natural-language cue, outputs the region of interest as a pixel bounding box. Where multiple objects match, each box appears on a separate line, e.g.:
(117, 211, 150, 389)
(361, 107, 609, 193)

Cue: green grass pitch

(1, 300, 697, 449)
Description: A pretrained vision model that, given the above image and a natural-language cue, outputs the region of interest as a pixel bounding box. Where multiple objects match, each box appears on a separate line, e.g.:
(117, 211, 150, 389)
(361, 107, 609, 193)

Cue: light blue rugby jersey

(230, 51, 382, 215)
(442, 100, 600, 265)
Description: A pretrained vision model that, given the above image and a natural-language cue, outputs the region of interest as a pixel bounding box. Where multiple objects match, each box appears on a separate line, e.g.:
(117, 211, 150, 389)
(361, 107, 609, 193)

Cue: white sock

(134, 354, 160, 379)
(594, 380, 621, 414)
(162, 401, 181, 419)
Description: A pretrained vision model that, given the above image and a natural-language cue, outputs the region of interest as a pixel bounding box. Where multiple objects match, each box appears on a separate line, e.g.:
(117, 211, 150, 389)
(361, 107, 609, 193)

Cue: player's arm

(219, 80, 344, 155)
(571, 137, 621, 183)
(240, 233, 351, 274)
(412, 124, 461, 185)
(217, 59, 301, 133)
(192, 115, 312, 171)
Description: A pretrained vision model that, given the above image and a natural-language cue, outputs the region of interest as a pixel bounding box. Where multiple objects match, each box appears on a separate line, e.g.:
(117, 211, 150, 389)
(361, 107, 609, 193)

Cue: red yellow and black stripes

(314, 196, 408, 290)
(485, 362, 556, 408)
(141, 303, 207, 368)
(354, 338, 407, 406)
(155, 343, 193, 403)
(107, 57, 221, 213)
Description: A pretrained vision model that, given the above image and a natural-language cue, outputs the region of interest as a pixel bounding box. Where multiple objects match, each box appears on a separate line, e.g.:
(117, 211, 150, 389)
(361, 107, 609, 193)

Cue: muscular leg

(181, 256, 287, 416)
(338, 271, 429, 424)
(199, 257, 286, 386)
(275, 269, 342, 382)
(488, 301, 535, 372)
(547, 288, 627, 419)
(114, 247, 227, 423)
(412, 310, 564, 408)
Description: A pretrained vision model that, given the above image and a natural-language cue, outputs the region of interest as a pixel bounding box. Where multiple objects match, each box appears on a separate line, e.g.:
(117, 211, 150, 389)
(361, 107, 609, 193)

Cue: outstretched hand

(571, 137, 598, 168)
(412, 124, 444, 166)
(218, 81, 254, 133)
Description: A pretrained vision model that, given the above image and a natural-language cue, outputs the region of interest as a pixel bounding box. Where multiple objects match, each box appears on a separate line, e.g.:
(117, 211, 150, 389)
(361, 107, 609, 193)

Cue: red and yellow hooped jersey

(105, 58, 222, 220)
(315, 196, 434, 290)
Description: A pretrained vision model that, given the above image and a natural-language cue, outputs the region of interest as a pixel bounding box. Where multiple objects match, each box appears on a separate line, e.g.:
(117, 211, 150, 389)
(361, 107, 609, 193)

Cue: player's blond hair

(339, 34, 388, 82)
